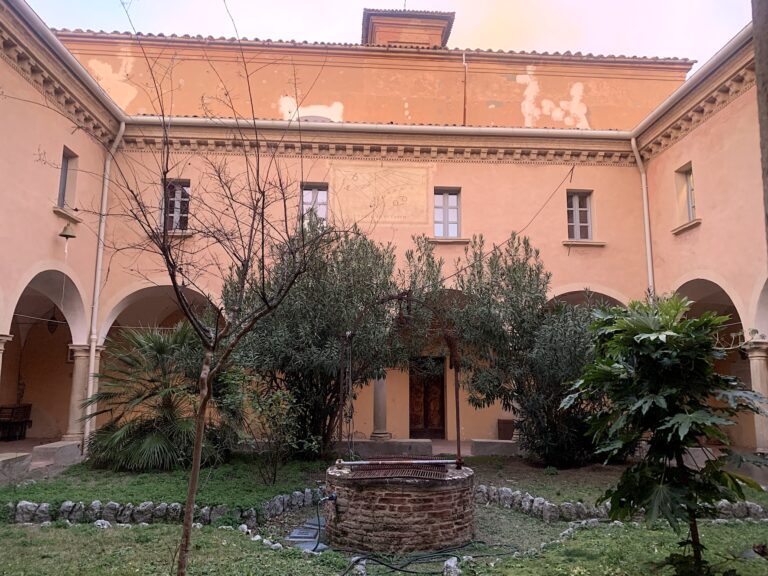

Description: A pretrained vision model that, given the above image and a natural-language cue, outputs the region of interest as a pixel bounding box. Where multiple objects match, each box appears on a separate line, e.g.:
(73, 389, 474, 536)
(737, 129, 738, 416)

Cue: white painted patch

(87, 51, 138, 110)
(278, 95, 343, 122)
(515, 66, 590, 129)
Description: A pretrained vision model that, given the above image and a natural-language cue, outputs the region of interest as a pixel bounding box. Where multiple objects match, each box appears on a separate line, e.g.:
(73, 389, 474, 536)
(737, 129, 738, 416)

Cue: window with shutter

(163, 180, 191, 231)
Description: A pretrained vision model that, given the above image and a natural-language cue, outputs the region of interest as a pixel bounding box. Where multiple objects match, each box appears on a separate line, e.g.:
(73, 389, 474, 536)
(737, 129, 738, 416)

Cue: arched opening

(676, 279, 754, 449)
(0, 270, 87, 441)
(100, 285, 210, 345)
(549, 290, 624, 309)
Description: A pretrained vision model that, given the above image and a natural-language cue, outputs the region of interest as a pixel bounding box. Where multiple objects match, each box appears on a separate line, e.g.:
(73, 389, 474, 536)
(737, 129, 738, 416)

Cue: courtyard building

(0, 1, 766, 452)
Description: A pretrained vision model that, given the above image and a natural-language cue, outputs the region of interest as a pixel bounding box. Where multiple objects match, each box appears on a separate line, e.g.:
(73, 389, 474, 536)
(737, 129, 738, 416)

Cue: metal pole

(454, 362, 463, 469)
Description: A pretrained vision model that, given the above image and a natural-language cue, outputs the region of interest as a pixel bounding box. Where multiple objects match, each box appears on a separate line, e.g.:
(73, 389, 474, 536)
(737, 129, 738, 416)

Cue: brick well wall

(325, 466, 475, 553)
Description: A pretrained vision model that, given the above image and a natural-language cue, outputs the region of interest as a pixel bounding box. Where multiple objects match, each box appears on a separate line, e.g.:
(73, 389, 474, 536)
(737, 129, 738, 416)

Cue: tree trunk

(688, 513, 703, 569)
(176, 349, 213, 576)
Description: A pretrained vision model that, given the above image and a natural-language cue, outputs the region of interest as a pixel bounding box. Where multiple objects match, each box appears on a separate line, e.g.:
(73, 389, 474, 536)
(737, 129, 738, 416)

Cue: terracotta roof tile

(52, 28, 694, 66)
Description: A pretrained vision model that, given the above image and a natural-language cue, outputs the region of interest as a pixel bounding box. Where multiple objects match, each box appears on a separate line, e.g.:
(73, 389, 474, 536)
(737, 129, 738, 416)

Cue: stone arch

(669, 270, 748, 329)
(1, 263, 89, 343)
(0, 268, 88, 439)
(99, 283, 210, 345)
(675, 277, 755, 449)
(549, 283, 630, 308)
(750, 277, 768, 339)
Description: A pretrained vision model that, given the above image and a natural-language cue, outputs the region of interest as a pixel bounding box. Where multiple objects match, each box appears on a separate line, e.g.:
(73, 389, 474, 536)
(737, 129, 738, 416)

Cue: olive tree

(450, 233, 598, 467)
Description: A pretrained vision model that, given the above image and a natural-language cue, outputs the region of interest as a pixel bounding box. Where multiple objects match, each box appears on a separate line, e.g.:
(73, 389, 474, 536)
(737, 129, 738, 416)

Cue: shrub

(565, 294, 768, 574)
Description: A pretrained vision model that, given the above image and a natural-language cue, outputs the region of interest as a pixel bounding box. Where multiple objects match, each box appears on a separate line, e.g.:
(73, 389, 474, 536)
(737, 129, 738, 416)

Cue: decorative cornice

(0, 3, 117, 142)
(120, 127, 637, 166)
(637, 46, 755, 160)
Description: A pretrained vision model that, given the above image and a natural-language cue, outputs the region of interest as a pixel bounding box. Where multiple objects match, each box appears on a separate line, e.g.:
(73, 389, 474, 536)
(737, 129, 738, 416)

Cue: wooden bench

(0, 404, 32, 441)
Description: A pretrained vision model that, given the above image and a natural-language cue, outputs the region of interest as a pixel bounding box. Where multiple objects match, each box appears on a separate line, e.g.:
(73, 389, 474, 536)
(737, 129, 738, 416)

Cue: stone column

(744, 340, 768, 454)
(370, 377, 391, 440)
(62, 344, 90, 442)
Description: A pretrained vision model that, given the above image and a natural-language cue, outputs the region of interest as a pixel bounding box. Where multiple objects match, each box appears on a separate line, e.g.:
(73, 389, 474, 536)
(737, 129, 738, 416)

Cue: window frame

(566, 189, 593, 241)
(57, 146, 78, 209)
(301, 182, 329, 223)
(163, 179, 191, 232)
(433, 187, 461, 239)
(684, 167, 696, 221)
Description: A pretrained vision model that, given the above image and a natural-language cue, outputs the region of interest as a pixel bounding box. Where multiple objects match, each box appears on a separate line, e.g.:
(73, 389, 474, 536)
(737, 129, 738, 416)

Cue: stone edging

(7, 483, 767, 528)
(7, 487, 326, 526)
(472, 483, 768, 524)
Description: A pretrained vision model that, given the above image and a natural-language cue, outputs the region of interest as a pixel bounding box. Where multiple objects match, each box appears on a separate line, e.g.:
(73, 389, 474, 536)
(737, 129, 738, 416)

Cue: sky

(27, 0, 753, 73)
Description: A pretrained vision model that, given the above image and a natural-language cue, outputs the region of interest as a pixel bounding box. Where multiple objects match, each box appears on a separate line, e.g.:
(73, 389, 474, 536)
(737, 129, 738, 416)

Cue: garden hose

(313, 493, 336, 552)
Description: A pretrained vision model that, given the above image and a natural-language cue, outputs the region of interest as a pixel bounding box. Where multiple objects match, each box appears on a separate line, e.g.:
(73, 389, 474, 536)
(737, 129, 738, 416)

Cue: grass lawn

(0, 456, 331, 511)
(0, 516, 765, 575)
(466, 455, 768, 509)
(495, 521, 768, 576)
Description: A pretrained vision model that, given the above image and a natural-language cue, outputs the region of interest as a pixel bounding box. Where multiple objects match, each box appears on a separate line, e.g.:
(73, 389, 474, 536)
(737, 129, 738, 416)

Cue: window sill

(428, 237, 471, 245)
(52, 206, 82, 224)
(167, 230, 194, 238)
(156, 229, 195, 239)
(672, 218, 701, 235)
(562, 240, 605, 247)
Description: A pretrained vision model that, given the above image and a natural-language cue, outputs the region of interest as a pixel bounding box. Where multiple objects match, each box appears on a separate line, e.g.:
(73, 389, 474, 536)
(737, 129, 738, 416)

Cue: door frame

(408, 356, 446, 439)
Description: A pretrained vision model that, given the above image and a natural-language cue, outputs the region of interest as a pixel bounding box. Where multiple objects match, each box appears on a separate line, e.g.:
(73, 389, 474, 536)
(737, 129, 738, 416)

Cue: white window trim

(301, 182, 329, 222)
(567, 190, 592, 241)
(433, 188, 461, 239)
(684, 169, 696, 221)
(57, 146, 78, 209)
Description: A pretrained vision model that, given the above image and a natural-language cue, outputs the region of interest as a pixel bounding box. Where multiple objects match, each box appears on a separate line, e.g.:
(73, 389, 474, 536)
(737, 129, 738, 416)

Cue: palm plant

(83, 323, 230, 471)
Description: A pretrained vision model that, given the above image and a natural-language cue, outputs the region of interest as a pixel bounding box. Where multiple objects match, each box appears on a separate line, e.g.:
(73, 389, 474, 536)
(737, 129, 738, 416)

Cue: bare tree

(92, 5, 347, 574)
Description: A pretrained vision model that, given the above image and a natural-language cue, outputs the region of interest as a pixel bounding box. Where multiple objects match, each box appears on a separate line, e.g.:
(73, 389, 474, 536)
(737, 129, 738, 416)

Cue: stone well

(325, 462, 475, 553)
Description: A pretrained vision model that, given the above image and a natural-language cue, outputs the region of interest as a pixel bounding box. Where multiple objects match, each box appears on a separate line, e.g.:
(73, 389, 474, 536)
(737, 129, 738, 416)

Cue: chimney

(361, 9, 455, 47)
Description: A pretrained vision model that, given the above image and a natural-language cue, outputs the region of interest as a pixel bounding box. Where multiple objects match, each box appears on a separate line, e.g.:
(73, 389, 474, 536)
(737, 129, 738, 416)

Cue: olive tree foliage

(564, 295, 768, 575)
(234, 229, 442, 454)
(449, 233, 598, 467)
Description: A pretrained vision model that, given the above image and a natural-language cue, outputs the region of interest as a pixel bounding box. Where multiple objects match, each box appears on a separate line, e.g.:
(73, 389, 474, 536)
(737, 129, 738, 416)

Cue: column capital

(68, 344, 105, 358)
(742, 340, 768, 359)
(0, 334, 13, 346)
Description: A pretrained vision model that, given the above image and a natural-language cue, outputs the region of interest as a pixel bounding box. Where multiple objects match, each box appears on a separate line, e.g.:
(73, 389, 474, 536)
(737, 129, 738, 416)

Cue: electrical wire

(437, 165, 575, 287)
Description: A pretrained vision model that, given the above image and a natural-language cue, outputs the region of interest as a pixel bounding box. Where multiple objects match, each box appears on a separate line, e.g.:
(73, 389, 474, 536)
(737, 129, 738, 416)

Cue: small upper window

(434, 188, 460, 238)
(676, 164, 696, 222)
(163, 180, 190, 231)
(57, 147, 78, 208)
(302, 182, 328, 222)
(567, 190, 592, 240)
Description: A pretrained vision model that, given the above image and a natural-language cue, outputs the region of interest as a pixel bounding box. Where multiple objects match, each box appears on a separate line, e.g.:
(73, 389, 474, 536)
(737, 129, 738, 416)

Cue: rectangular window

(567, 190, 592, 240)
(434, 188, 460, 238)
(301, 182, 329, 222)
(674, 163, 696, 224)
(163, 179, 190, 231)
(57, 147, 78, 208)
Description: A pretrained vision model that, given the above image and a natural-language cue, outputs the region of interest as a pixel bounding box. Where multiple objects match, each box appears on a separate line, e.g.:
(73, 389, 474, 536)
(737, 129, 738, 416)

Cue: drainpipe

(631, 137, 655, 293)
(83, 121, 126, 448)
(462, 51, 468, 126)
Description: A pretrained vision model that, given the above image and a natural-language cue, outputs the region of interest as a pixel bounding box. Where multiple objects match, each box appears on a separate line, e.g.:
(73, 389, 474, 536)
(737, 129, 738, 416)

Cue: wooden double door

(409, 357, 446, 439)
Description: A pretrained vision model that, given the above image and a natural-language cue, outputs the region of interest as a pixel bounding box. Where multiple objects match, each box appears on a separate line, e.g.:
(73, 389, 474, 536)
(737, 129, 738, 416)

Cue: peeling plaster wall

(58, 36, 690, 130)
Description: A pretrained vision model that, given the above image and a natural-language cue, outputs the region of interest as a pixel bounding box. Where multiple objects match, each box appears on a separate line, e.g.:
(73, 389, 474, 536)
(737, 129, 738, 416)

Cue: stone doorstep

(470, 439, 520, 457)
(31, 441, 82, 467)
(0, 453, 32, 484)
